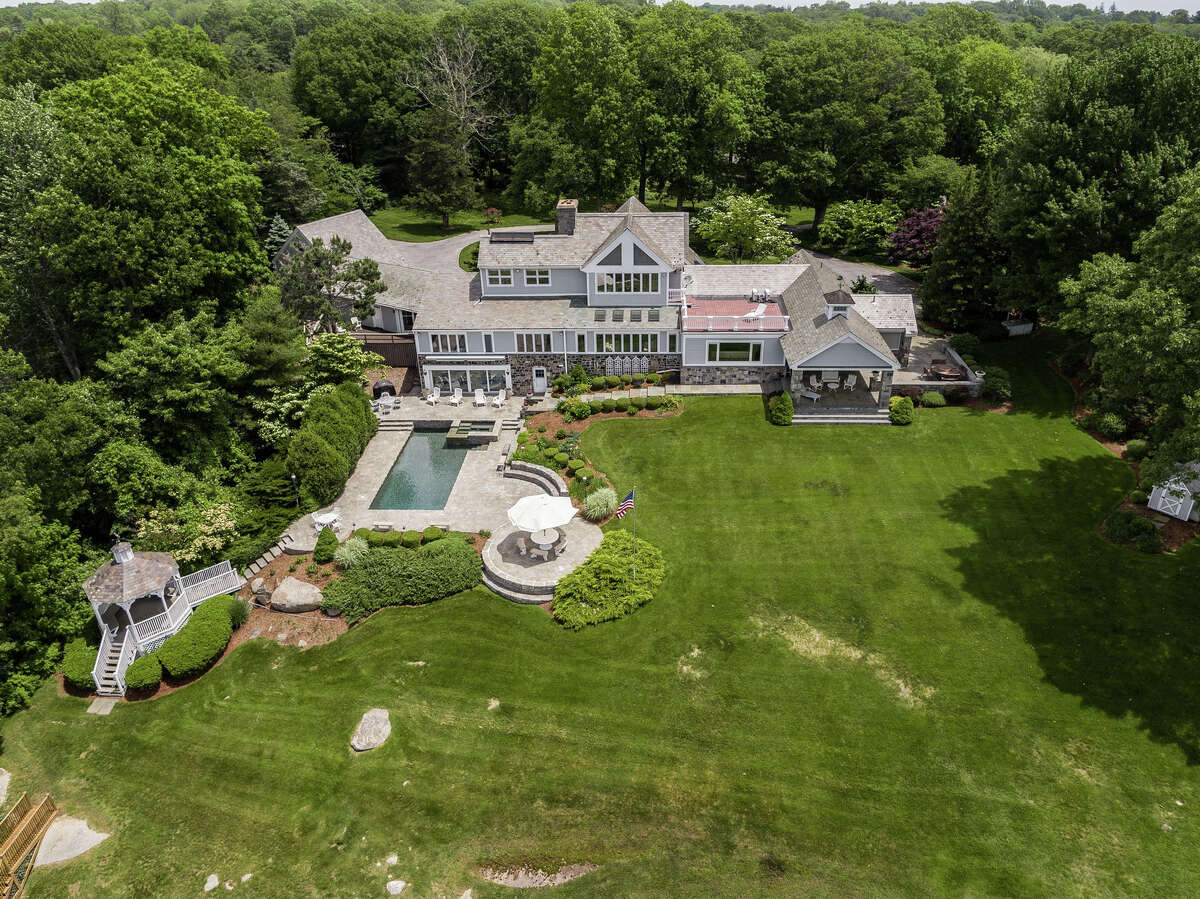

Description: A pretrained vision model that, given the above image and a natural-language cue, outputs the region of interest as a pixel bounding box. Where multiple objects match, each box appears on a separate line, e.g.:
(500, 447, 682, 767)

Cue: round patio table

(531, 528, 559, 550)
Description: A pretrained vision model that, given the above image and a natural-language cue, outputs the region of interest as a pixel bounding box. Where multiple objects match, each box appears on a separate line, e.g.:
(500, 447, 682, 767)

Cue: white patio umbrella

(507, 495, 576, 545)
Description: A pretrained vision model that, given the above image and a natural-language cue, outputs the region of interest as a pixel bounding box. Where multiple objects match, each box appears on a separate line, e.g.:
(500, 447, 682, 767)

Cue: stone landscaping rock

(0, 768, 9, 807)
(386, 879, 408, 894)
(204, 875, 219, 892)
(351, 708, 391, 752)
(250, 577, 269, 596)
(270, 576, 322, 613)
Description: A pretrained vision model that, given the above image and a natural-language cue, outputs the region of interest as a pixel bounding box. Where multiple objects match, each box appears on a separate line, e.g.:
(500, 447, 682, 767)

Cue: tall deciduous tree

(694, 192, 793, 263)
(757, 24, 944, 230)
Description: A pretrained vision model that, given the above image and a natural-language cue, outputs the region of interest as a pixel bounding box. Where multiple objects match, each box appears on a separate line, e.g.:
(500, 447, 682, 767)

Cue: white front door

(532, 368, 548, 393)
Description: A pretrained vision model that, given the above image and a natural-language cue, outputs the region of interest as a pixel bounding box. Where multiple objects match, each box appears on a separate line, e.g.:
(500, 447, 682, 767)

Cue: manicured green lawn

(6, 339, 1200, 896)
(370, 205, 549, 242)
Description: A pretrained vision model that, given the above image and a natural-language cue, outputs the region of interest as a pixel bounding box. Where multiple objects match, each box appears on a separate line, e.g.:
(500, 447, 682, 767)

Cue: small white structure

(82, 542, 243, 695)
(1148, 464, 1200, 522)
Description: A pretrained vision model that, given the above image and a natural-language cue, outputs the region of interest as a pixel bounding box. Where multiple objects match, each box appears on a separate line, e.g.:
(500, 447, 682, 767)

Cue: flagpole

(632, 486, 637, 585)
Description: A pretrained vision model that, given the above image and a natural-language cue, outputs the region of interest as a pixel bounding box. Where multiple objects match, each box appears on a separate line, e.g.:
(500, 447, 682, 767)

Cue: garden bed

(1107, 499, 1200, 553)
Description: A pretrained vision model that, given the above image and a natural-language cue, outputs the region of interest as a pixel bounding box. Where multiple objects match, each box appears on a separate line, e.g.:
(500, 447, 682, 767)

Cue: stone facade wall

(507, 353, 683, 394)
(681, 365, 788, 387)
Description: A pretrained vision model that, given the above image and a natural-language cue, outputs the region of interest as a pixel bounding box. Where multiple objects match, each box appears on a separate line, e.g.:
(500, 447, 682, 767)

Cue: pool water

(369, 428, 471, 510)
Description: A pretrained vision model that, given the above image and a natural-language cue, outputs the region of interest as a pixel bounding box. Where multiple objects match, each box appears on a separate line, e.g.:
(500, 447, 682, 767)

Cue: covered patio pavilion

(789, 367, 892, 409)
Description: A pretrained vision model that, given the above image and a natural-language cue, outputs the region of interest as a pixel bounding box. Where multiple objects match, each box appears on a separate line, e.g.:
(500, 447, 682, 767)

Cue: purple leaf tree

(887, 205, 945, 268)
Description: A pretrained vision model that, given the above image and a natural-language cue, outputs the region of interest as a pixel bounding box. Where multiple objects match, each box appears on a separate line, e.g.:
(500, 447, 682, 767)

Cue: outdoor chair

(491, 388, 507, 409)
(553, 536, 567, 556)
(473, 389, 487, 407)
(516, 536, 528, 556)
(449, 388, 463, 406)
(843, 373, 858, 392)
(808, 374, 823, 392)
(529, 546, 550, 562)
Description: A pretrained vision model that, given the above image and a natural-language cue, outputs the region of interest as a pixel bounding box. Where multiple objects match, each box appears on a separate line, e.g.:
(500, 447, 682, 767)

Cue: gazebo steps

(482, 569, 552, 605)
(791, 411, 891, 425)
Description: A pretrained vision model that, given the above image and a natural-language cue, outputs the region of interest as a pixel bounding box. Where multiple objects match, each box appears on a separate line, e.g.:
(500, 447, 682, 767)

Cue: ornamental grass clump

(583, 487, 617, 521)
(320, 539, 482, 623)
(552, 530, 664, 628)
(335, 536, 369, 569)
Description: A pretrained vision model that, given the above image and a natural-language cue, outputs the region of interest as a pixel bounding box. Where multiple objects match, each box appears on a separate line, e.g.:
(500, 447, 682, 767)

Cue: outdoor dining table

(530, 528, 559, 550)
(313, 511, 340, 528)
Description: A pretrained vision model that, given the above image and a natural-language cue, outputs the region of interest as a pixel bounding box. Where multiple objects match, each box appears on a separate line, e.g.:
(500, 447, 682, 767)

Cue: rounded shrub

(605, 375, 621, 388)
(312, 526, 338, 564)
(559, 399, 592, 422)
(555, 428, 568, 439)
(1125, 438, 1150, 461)
(646, 396, 664, 410)
(601, 399, 616, 413)
(631, 397, 647, 410)
(124, 653, 162, 693)
(645, 373, 661, 385)
(615, 398, 630, 412)
(920, 391, 947, 408)
(579, 468, 596, 481)
(158, 599, 233, 680)
(62, 638, 99, 691)
(382, 531, 403, 548)
(1084, 411, 1126, 440)
(1130, 490, 1149, 505)
(422, 526, 445, 543)
(588, 400, 605, 414)
(981, 366, 1012, 401)
(889, 395, 915, 425)
(627, 407, 638, 415)
(335, 536, 369, 569)
(567, 458, 585, 474)
(583, 487, 618, 521)
(553, 451, 570, 466)
(590, 376, 607, 390)
(401, 530, 422, 549)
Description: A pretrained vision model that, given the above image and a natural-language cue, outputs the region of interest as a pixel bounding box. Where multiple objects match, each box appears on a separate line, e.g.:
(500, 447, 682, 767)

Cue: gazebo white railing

(179, 560, 243, 607)
(132, 593, 192, 646)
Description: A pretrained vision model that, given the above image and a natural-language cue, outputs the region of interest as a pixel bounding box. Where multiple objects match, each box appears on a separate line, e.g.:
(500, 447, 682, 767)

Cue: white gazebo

(82, 542, 243, 695)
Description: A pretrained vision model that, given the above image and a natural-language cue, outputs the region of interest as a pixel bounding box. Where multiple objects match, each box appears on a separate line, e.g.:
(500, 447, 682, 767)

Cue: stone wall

(681, 365, 788, 387)
(508, 353, 683, 394)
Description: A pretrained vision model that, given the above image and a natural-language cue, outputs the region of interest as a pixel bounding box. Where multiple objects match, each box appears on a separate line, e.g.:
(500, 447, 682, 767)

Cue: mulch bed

(524, 403, 683, 436)
(962, 397, 1013, 414)
(1109, 500, 1200, 553)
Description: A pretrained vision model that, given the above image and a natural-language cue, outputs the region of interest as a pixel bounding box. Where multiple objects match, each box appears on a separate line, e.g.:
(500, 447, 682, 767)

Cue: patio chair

(491, 388, 507, 409)
(843, 373, 858, 391)
(808, 374, 823, 392)
(473, 389, 487, 407)
(529, 546, 550, 562)
(553, 536, 567, 556)
(516, 536, 528, 556)
(425, 387, 440, 405)
(449, 387, 463, 406)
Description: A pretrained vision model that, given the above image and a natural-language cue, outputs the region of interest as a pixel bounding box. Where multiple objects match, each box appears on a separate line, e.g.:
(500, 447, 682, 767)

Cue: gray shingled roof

(83, 549, 178, 605)
(776, 266, 899, 369)
(477, 210, 689, 268)
(413, 274, 679, 331)
(295, 210, 407, 265)
(853, 293, 918, 335)
(682, 264, 809, 299)
(615, 196, 652, 214)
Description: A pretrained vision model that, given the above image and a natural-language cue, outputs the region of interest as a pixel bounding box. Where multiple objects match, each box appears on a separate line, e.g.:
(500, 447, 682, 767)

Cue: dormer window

(828, 304, 849, 319)
(823, 289, 855, 320)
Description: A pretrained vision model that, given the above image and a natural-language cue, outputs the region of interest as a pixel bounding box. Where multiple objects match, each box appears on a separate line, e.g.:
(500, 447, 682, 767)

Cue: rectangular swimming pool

(369, 428, 471, 510)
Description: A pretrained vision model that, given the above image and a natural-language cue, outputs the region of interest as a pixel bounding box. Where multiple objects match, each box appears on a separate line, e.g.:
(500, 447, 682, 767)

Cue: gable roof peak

(615, 196, 652, 214)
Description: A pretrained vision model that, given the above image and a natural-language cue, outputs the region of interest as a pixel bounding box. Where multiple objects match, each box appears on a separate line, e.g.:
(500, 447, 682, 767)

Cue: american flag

(615, 489, 635, 519)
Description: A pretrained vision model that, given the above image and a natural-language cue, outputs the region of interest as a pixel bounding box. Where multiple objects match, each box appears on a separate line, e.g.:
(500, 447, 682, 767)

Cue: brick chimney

(555, 198, 578, 235)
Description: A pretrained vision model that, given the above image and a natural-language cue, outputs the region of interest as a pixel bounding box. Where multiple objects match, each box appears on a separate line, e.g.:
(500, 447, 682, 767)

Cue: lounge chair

(529, 546, 550, 562)
(425, 387, 440, 405)
(473, 389, 487, 407)
(449, 387, 463, 406)
(843, 373, 858, 391)
(516, 536, 528, 556)
(491, 388, 506, 409)
(798, 388, 821, 404)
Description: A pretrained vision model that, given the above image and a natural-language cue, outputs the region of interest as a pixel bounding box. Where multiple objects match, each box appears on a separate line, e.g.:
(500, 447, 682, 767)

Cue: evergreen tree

(920, 170, 1003, 328)
(405, 107, 478, 230)
(265, 214, 293, 260)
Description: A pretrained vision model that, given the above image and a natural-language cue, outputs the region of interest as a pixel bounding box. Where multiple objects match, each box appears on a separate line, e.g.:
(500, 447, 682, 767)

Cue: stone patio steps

(482, 569, 552, 605)
(503, 460, 569, 497)
(378, 419, 414, 431)
(791, 411, 891, 425)
(244, 533, 297, 579)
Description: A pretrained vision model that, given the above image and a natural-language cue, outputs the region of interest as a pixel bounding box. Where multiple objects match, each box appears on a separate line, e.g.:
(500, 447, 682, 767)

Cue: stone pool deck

(284, 428, 542, 553)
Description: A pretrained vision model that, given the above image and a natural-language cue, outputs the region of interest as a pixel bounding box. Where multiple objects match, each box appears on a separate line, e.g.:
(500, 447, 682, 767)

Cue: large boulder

(250, 577, 269, 597)
(351, 708, 391, 752)
(270, 576, 322, 613)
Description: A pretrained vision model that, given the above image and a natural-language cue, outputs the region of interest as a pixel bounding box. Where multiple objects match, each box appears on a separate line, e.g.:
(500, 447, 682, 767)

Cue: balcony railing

(682, 315, 790, 332)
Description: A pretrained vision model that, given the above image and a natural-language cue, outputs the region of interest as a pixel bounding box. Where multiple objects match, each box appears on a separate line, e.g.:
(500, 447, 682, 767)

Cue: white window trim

(595, 272, 661, 294)
(516, 332, 553, 353)
(704, 340, 765, 365)
(593, 332, 660, 354)
(424, 365, 512, 392)
(486, 268, 513, 287)
(429, 332, 469, 354)
(524, 268, 551, 287)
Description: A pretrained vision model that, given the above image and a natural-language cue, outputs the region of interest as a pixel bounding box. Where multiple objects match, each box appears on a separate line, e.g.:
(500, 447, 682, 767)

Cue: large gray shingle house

(279, 198, 917, 406)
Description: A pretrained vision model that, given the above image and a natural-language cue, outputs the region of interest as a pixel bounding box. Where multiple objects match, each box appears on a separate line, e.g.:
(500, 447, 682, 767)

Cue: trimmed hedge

(889, 395, 915, 425)
(287, 382, 377, 507)
(124, 653, 162, 692)
(157, 596, 236, 679)
(401, 530, 422, 548)
(422, 526, 444, 543)
(321, 540, 482, 623)
(1104, 509, 1162, 553)
(62, 638, 99, 691)
(1125, 438, 1150, 461)
(313, 526, 338, 563)
(552, 530, 665, 629)
(981, 366, 1012, 402)
(920, 391, 947, 408)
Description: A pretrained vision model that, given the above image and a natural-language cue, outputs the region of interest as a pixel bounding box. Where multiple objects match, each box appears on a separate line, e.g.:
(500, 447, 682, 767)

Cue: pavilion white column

(878, 370, 894, 409)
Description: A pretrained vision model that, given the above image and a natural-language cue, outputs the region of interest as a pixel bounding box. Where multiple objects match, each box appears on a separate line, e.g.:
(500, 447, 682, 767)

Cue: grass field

(5, 339, 1200, 897)
(369, 205, 549, 242)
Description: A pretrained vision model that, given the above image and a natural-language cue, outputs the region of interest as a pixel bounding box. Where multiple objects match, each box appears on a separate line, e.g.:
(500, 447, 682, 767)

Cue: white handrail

(682, 315, 790, 332)
(92, 627, 114, 690)
(115, 636, 135, 693)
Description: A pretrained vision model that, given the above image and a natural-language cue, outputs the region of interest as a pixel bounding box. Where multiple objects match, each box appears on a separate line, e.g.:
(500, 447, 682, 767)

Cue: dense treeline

(0, 0, 1198, 713)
